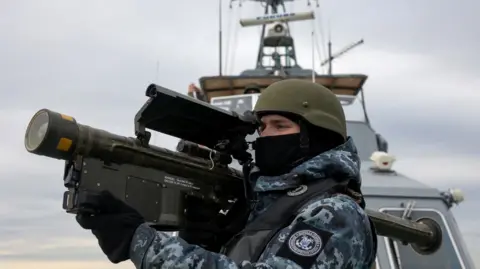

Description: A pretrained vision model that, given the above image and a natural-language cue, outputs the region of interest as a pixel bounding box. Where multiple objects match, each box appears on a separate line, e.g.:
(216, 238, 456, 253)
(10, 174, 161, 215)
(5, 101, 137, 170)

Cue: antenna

(155, 60, 160, 83)
(321, 39, 364, 75)
(311, 20, 315, 82)
(218, 0, 223, 76)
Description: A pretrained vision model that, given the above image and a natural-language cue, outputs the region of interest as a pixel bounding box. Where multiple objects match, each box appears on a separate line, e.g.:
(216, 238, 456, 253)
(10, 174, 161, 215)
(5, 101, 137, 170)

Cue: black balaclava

(253, 113, 344, 176)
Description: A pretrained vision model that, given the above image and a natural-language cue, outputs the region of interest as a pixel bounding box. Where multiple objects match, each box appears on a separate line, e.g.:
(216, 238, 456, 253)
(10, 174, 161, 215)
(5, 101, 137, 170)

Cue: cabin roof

(360, 161, 441, 198)
(198, 74, 368, 102)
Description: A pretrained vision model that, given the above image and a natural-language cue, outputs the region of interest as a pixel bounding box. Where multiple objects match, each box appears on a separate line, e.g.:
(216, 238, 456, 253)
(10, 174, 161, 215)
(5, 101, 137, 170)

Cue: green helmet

(254, 79, 347, 139)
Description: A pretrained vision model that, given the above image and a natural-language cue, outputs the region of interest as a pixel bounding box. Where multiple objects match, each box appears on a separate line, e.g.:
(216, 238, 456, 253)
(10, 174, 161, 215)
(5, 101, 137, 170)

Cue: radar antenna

(256, 0, 295, 73)
(321, 38, 364, 75)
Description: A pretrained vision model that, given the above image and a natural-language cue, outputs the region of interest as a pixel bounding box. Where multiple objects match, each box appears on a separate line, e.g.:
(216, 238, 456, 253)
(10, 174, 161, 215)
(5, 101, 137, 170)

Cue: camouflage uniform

(129, 137, 376, 269)
(128, 79, 376, 268)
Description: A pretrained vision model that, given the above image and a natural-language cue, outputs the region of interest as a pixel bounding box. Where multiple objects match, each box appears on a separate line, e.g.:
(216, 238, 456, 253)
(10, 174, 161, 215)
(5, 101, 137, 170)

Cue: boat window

(381, 208, 465, 269)
(210, 95, 254, 116)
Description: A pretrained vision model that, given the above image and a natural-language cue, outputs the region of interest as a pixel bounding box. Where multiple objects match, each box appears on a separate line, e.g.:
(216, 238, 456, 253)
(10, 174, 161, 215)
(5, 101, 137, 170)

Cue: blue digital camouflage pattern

(129, 137, 376, 269)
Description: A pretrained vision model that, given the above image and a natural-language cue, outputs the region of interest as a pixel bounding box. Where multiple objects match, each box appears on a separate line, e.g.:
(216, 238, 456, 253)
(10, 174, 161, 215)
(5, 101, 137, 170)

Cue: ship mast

(237, 0, 315, 76)
(254, 0, 296, 73)
(232, 0, 364, 76)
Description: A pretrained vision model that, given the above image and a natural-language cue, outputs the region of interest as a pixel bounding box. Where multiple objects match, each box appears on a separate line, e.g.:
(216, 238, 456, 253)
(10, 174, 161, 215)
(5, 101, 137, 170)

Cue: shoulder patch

(287, 185, 308, 196)
(275, 221, 333, 268)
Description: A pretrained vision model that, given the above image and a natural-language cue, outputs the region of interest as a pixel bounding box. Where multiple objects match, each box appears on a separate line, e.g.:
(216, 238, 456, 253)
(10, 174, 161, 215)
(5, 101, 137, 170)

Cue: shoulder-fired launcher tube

(365, 209, 442, 254)
(24, 108, 442, 254)
(24, 109, 244, 187)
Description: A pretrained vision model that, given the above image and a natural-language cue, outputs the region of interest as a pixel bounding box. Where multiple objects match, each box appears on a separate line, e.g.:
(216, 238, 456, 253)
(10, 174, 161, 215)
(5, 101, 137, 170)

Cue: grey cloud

(0, 173, 108, 261)
(338, 69, 480, 156)
(0, 0, 224, 111)
(367, 102, 480, 156)
(311, 0, 480, 73)
(2, 0, 478, 111)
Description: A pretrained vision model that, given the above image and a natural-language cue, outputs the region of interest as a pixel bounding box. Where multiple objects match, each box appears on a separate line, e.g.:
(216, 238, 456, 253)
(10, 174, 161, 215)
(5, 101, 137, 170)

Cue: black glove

(75, 191, 145, 263)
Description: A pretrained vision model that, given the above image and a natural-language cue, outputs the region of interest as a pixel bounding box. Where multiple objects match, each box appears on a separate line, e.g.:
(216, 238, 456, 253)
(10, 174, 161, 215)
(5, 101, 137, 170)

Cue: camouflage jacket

(129, 137, 376, 269)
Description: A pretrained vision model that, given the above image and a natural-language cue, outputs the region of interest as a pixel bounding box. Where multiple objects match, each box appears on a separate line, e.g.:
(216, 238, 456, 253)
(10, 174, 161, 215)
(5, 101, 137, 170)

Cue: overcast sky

(1, 0, 479, 268)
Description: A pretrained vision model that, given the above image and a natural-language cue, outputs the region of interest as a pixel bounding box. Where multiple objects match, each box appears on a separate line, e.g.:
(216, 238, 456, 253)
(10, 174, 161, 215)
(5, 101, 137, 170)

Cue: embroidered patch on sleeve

(275, 221, 333, 268)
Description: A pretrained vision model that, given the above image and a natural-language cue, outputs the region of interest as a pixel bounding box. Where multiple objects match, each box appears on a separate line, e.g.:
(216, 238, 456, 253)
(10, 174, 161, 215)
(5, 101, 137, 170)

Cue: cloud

(304, 0, 480, 75)
(1, 0, 479, 268)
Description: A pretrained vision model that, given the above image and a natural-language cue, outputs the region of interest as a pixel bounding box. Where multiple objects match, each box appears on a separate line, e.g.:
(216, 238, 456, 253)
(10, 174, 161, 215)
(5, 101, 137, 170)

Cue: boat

(186, 0, 476, 268)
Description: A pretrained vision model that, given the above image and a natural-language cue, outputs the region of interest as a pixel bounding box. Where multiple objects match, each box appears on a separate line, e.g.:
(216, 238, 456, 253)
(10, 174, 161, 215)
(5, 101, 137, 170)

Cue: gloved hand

(75, 190, 145, 263)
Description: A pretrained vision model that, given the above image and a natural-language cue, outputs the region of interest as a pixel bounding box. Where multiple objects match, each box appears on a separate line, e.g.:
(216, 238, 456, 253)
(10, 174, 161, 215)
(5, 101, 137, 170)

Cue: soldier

(187, 82, 208, 102)
(244, 83, 261, 94)
(76, 79, 377, 268)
